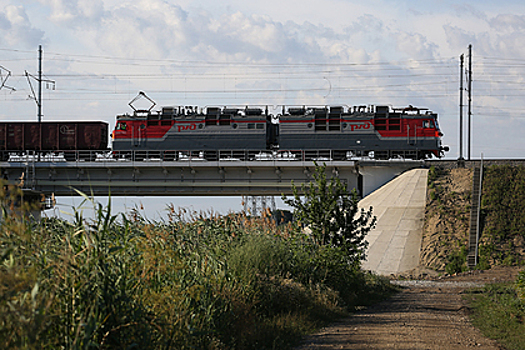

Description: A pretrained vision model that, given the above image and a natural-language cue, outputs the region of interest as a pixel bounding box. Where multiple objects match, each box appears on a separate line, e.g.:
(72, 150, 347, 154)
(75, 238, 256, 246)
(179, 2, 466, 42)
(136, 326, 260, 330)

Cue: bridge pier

(0, 188, 54, 222)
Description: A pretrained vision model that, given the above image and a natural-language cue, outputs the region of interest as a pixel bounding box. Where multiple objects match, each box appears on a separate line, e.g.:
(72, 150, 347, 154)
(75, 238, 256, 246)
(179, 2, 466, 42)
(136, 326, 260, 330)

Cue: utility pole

(0, 65, 16, 92)
(459, 54, 464, 160)
(467, 44, 472, 160)
(25, 45, 55, 122)
(38, 45, 43, 122)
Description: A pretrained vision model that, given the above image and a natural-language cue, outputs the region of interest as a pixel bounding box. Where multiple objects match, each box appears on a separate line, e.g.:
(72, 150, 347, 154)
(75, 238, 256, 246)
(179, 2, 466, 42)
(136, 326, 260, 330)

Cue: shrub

(282, 162, 376, 267)
(445, 245, 467, 275)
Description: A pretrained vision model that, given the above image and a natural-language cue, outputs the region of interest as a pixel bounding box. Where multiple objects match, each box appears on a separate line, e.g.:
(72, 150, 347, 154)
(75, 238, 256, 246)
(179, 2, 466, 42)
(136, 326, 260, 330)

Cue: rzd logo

(177, 124, 197, 132)
(349, 122, 371, 131)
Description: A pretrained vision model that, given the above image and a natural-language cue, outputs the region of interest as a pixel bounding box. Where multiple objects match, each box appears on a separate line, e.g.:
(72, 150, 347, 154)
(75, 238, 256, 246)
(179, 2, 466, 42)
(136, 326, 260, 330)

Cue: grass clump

(0, 191, 395, 349)
(468, 275, 525, 350)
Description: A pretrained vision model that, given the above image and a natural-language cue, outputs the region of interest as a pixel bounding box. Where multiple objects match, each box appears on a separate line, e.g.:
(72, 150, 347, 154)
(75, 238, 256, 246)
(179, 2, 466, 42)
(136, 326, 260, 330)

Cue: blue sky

(1, 0, 525, 216)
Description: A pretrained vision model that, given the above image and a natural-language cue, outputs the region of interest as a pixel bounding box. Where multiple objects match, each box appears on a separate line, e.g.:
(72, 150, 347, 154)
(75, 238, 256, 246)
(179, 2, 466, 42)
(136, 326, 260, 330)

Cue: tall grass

(468, 279, 525, 350)
(1, 192, 395, 349)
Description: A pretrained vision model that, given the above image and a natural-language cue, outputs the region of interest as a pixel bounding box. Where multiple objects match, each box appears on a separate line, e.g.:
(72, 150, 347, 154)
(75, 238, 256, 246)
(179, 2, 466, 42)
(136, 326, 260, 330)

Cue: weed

(445, 244, 467, 275)
(468, 282, 525, 350)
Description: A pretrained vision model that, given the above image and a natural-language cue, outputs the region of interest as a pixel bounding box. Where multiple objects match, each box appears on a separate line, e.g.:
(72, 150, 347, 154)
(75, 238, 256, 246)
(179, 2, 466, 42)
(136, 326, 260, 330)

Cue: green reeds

(1, 194, 394, 349)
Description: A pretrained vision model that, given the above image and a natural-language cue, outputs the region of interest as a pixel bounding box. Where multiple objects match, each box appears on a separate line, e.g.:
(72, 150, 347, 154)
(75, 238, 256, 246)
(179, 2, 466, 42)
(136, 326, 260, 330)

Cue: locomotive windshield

(116, 122, 127, 131)
(423, 120, 435, 129)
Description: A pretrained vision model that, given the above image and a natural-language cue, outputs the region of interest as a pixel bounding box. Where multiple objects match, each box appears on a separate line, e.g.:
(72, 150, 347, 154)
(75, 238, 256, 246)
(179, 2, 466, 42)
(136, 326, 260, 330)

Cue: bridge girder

(0, 159, 424, 199)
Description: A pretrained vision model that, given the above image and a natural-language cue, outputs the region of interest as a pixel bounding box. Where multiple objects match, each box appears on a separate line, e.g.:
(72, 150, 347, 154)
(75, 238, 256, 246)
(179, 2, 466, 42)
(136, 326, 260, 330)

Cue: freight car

(0, 121, 109, 161)
(112, 104, 448, 161)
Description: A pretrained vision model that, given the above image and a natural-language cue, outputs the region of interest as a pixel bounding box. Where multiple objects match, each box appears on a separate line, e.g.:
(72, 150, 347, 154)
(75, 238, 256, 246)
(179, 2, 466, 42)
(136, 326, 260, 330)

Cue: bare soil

(295, 266, 522, 350)
(419, 167, 472, 272)
(294, 167, 525, 349)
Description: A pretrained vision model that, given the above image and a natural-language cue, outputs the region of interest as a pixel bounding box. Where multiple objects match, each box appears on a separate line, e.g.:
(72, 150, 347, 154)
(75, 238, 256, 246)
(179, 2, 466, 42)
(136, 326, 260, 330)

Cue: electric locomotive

(112, 103, 448, 161)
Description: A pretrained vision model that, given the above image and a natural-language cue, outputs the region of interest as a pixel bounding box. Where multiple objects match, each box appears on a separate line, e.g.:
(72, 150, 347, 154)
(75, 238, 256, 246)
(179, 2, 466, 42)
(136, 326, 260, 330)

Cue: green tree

(282, 162, 376, 265)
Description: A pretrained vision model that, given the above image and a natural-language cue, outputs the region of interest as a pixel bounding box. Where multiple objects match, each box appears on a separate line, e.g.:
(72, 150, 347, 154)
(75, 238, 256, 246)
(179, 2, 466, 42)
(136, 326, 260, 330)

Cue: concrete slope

(359, 168, 428, 275)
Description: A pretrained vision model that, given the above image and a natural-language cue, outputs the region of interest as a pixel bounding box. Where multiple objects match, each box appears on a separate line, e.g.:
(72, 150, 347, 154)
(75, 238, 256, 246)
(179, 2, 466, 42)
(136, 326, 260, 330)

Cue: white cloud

(0, 5, 44, 47)
(37, 0, 106, 27)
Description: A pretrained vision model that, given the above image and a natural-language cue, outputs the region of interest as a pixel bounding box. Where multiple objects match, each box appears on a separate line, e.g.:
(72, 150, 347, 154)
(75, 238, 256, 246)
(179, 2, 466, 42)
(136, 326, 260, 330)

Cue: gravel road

(294, 266, 521, 350)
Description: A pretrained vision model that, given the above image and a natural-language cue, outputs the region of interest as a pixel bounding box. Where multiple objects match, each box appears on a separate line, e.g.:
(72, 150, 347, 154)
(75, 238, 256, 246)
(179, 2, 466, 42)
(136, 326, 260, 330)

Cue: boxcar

(0, 121, 109, 161)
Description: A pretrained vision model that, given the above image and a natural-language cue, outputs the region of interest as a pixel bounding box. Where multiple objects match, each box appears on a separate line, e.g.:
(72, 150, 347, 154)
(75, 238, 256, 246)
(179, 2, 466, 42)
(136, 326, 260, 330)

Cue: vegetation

(0, 180, 394, 349)
(423, 166, 471, 273)
(445, 244, 468, 275)
(468, 275, 525, 350)
(282, 162, 376, 267)
(480, 165, 525, 267)
(425, 164, 524, 273)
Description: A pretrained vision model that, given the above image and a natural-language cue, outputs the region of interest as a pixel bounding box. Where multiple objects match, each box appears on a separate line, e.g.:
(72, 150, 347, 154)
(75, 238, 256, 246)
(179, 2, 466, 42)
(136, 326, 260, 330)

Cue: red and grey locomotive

(112, 104, 448, 161)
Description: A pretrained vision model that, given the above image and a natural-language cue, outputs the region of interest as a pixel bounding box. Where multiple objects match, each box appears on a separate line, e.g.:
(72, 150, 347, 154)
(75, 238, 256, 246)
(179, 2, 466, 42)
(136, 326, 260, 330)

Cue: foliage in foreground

(468, 272, 525, 350)
(282, 162, 376, 268)
(0, 197, 393, 349)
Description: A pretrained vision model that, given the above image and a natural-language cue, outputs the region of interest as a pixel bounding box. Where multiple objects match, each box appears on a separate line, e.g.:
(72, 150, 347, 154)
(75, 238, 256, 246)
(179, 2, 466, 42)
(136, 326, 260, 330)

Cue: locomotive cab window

(423, 120, 434, 128)
(116, 122, 127, 131)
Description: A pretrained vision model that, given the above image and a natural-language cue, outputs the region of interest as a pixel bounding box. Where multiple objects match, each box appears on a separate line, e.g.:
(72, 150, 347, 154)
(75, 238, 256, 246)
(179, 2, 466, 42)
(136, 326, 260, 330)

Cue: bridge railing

(0, 149, 429, 165)
(2, 149, 369, 164)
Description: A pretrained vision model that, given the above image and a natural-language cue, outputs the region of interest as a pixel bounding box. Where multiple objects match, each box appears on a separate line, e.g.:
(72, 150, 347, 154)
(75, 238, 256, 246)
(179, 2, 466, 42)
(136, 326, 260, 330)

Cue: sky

(1, 0, 525, 217)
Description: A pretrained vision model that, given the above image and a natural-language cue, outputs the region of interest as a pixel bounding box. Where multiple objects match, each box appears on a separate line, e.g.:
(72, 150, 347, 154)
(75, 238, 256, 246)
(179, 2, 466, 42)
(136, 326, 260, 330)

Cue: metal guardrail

(2, 149, 428, 165)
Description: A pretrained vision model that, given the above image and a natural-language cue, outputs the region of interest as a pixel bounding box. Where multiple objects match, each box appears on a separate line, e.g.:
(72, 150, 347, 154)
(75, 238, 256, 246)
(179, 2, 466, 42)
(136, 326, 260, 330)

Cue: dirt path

(295, 267, 521, 350)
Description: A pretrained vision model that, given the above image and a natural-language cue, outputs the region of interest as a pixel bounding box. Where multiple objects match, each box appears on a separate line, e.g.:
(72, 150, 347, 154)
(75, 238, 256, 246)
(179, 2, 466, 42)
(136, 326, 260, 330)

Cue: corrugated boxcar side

(0, 122, 108, 151)
(0, 124, 5, 150)
(7, 124, 24, 150)
(42, 124, 59, 150)
(58, 123, 77, 150)
(24, 124, 41, 149)
(77, 123, 106, 149)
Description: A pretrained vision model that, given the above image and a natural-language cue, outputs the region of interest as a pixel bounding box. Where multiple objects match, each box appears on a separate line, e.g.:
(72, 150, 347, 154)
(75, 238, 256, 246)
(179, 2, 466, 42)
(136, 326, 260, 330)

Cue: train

(0, 103, 448, 162)
(0, 121, 109, 161)
(112, 104, 448, 161)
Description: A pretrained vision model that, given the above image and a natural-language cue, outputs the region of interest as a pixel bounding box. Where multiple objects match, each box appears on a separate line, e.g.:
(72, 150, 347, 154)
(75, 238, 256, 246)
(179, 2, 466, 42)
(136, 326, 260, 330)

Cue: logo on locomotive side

(177, 123, 198, 132)
(348, 121, 372, 131)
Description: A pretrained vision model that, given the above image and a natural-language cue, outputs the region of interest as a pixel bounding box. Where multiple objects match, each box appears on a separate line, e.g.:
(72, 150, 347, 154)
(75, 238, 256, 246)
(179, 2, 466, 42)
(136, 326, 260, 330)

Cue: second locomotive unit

(112, 103, 448, 161)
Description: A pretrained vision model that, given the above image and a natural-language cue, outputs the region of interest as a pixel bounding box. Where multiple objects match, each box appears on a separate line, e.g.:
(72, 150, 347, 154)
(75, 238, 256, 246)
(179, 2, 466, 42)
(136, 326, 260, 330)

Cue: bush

(282, 162, 376, 268)
(445, 245, 467, 275)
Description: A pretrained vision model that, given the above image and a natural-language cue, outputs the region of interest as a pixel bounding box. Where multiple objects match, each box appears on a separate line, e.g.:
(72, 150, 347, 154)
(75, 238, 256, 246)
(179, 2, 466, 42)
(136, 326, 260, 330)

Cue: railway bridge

(0, 150, 427, 211)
